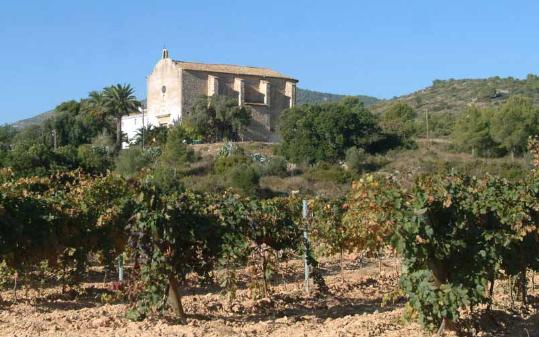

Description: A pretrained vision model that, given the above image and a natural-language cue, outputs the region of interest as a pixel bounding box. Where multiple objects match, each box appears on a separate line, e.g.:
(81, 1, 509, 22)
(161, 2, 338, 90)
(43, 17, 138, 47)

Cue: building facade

(122, 49, 298, 147)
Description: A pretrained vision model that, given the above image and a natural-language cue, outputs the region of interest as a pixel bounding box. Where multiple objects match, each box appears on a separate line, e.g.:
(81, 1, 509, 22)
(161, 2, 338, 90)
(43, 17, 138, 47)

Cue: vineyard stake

(303, 199, 310, 294)
(118, 254, 124, 282)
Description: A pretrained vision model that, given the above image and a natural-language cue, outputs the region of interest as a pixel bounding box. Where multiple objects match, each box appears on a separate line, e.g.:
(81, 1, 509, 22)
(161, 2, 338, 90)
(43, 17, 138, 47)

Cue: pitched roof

(173, 60, 297, 81)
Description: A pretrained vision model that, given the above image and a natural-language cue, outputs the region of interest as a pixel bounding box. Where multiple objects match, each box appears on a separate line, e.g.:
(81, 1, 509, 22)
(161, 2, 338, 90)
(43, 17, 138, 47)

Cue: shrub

(182, 174, 226, 194)
(229, 164, 260, 195)
(345, 146, 366, 172)
(213, 154, 250, 175)
(305, 162, 353, 184)
(7, 143, 56, 177)
(150, 166, 185, 194)
(260, 156, 288, 177)
(159, 124, 195, 167)
(77, 144, 113, 174)
(53, 145, 79, 171)
(218, 142, 245, 157)
(115, 147, 159, 178)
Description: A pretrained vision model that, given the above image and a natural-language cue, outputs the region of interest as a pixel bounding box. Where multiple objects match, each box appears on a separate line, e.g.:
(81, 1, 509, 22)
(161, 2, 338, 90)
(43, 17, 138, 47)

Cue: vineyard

(1, 141, 539, 336)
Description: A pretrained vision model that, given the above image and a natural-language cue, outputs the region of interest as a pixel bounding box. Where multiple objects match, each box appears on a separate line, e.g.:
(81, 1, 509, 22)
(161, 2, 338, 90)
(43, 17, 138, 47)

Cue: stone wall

(179, 69, 295, 141)
(180, 70, 207, 118)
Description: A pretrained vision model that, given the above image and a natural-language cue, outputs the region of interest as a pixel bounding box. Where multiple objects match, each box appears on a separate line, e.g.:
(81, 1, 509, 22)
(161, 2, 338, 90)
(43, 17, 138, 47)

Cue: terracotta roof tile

(173, 60, 297, 81)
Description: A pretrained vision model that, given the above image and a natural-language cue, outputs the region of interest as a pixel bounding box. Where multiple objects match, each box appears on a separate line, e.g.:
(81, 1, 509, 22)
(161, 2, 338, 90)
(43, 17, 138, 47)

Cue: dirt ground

(0, 256, 538, 337)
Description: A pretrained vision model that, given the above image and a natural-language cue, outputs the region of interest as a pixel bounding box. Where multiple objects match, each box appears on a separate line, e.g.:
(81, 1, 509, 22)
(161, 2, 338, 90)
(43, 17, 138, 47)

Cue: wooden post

(118, 254, 124, 282)
(425, 109, 430, 150)
(302, 200, 309, 294)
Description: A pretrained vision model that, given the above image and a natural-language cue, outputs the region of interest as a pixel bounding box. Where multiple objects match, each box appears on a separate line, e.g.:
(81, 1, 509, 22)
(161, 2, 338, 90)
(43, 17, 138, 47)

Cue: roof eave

(174, 60, 298, 82)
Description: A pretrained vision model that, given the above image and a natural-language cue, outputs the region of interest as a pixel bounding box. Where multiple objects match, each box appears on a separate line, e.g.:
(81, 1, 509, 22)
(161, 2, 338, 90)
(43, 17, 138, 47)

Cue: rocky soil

(0, 257, 537, 337)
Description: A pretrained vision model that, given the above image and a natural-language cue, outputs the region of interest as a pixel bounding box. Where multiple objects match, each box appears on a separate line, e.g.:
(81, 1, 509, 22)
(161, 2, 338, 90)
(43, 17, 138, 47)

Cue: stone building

(122, 48, 298, 147)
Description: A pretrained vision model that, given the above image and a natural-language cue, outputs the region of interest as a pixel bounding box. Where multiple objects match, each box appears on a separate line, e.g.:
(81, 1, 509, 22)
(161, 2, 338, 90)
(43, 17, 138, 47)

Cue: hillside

(12, 110, 55, 128)
(296, 88, 380, 106)
(17, 74, 539, 129)
(370, 74, 539, 115)
(12, 88, 379, 128)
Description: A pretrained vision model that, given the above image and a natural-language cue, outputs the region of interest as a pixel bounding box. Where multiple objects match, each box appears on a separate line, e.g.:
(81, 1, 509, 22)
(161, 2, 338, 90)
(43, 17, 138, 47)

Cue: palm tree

(87, 90, 107, 121)
(133, 125, 169, 147)
(86, 90, 114, 136)
(103, 84, 140, 151)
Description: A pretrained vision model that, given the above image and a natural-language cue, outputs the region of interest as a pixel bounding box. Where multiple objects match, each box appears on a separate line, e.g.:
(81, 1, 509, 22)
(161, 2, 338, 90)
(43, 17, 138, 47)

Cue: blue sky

(1, 0, 539, 124)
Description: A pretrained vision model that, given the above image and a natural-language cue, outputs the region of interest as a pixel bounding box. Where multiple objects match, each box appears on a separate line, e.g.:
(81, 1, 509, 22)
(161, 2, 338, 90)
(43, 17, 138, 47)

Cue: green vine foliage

(309, 197, 347, 257)
(4, 158, 539, 334)
(308, 197, 347, 286)
(126, 184, 226, 320)
(245, 196, 303, 297)
(126, 190, 318, 317)
(0, 172, 134, 294)
(398, 174, 538, 330)
(344, 170, 539, 331)
(0, 177, 66, 278)
(216, 194, 323, 299)
(342, 174, 405, 255)
(397, 174, 538, 329)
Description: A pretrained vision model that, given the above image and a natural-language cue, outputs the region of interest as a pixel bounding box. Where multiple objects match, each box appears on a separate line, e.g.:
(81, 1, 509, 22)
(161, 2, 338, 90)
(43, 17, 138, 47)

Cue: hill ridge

(12, 88, 381, 128)
(371, 74, 539, 115)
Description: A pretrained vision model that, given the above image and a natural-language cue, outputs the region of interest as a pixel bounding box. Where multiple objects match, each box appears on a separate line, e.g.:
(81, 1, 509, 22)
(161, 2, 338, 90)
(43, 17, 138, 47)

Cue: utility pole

(138, 106, 145, 150)
(52, 129, 57, 151)
(425, 109, 430, 150)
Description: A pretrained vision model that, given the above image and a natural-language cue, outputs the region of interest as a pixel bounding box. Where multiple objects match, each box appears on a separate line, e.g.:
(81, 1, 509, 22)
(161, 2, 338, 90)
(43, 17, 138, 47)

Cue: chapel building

(122, 48, 298, 147)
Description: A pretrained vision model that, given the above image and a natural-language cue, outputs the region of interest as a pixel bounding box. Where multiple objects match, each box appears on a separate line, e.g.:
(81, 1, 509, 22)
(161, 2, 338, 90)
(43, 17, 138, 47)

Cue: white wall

(147, 58, 183, 125)
(121, 111, 155, 149)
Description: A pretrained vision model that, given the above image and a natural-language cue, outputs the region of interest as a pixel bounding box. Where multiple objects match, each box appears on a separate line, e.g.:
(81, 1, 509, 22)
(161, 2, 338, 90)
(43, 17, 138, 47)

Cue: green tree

(43, 98, 113, 149)
(416, 112, 457, 138)
(11, 125, 50, 146)
(44, 100, 84, 147)
(0, 124, 17, 146)
(0, 125, 17, 166)
(159, 124, 195, 168)
(4, 126, 56, 176)
(491, 95, 539, 156)
(452, 106, 499, 157)
(104, 84, 141, 151)
(6, 143, 56, 176)
(152, 124, 196, 192)
(185, 95, 251, 142)
(279, 97, 379, 163)
(380, 102, 417, 138)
